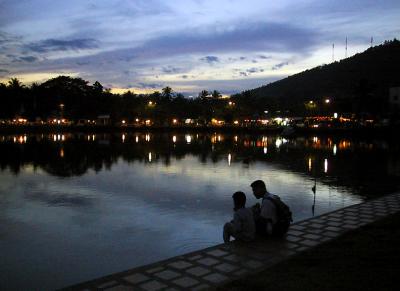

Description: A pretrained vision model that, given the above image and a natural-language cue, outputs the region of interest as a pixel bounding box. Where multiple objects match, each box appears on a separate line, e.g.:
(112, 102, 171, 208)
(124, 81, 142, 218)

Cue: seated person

(223, 191, 256, 243)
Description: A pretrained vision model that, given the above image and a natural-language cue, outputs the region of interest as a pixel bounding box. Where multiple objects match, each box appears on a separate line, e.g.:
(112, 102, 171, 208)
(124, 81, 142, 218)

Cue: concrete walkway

(66, 192, 400, 291)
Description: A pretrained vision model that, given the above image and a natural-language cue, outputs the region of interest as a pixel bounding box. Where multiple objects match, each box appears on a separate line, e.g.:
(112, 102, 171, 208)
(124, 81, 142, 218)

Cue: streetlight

(325, 99, 330, 104)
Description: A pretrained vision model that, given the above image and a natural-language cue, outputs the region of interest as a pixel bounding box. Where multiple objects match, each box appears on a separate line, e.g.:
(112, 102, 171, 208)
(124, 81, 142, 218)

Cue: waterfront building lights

(325, 99, 330, 104)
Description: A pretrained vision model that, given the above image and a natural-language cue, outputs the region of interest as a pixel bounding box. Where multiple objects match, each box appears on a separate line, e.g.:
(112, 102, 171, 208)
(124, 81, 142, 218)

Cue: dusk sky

(0, 0, 399, 95)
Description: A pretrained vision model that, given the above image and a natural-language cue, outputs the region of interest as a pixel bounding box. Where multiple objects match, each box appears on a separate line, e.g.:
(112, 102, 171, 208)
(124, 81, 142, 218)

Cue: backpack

(265, 196, 293, 236)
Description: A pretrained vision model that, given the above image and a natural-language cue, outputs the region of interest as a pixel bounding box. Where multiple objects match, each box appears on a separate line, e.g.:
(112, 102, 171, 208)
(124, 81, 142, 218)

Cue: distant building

(389, 87, 400, 110)
(97, 115, 111, 125)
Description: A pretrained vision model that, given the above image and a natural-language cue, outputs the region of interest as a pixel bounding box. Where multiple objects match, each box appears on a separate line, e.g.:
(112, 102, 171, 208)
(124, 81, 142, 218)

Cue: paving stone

(343, 219, 358, 225)
(123, 273, 150, 284)
(307, 228, 324, 234)
(287, 230, 305, 236)
(172, 277, 199, 288)
(284, 242, 300, 249)
(326, 221, 342, 227)
(155, 270, 181, 280)
(146, 267, 164, 274)
(309, 223, 325, 229)
(234, 268, 250, 277)
(97, 281, 119, 289)
(105, 285, 132, 291)
(323, 231, 341, 238)
(203, 273, 229, 284)
(243, 259, 264, 269)
(197, 257, 220, 266)
(290, 225, 307, 231)
(319, 237, 332, 242)
(286, 235, 302, 242)
(140, 280, 167, 291)
(214, 262, 238, 273)
(303, 233, 322, 240)
(207, 249, 229, 257)
(191, 284, 211, 291)
(327, 213, 342, 218)
(296, 246, 311, 252)
(168, 260, 193, 270)
(300, 239, 320, 247)
(186, 266, 211, 277)
(247, 251, 270, 261)
(187, 254, 203, 261)
(326, 226, 343, 232)
(223, 254, 245, 263)
(328, 216, 343, 222)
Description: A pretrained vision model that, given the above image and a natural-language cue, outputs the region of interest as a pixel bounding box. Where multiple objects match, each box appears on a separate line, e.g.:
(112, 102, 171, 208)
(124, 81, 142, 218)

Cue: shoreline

(62, 192, 400, 291)
(0, 124, 398, 138)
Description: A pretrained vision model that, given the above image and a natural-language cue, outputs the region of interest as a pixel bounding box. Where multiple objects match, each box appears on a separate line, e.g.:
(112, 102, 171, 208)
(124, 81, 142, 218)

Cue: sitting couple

(223, 179, 291, 243)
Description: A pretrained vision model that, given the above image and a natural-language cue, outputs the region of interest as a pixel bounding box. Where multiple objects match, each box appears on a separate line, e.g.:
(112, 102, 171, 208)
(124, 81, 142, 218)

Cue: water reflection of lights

(148, 152, 152, 162)
(234, 136, 238, 142)
(122, 134, 125, 142)
(275, 138, 287, 148)
(324, 159, 328, 173)
(186, 135, 192, 144)
(172, 136, 177, 143)
(135, 136, 139, 143)
(333, 144, 337, 155)
(217, 135, 222, 142)
(308, 158, 312, 172)
(14, 135, 27, 144)
(60, 149, 64, 158)
(228, 153, 232, 166)
(145, 134, 150, 142)
(313, 136, 319, 143)
(263, 147, 268, 154)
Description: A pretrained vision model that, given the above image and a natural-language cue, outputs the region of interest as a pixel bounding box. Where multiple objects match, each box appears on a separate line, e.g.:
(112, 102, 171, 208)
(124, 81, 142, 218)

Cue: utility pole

(332, 43, 335, 62)
(345, 37, 348, 58)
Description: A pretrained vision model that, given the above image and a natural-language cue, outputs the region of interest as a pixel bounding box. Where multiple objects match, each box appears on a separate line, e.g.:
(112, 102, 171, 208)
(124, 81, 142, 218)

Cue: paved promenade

(66, 192, 400, 291)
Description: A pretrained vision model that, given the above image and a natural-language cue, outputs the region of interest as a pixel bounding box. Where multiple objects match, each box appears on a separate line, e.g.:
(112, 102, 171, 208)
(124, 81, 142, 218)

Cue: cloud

(19, 56, 38, 62)
(25, 38, 98, 53)
(137, 82, 164, 89)
(200, 56, 220, 64)
(162, 66, 182, 74)
(258, 55, 271, 59)
(272, 61, 289, 70)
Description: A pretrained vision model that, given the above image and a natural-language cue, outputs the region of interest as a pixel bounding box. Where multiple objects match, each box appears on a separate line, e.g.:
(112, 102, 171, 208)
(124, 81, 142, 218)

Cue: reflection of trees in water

(0, 133, 399, 197)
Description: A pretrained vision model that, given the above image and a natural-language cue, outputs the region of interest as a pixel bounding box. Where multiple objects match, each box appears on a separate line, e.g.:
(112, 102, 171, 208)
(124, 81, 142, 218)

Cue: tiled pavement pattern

(66, 192, 400, 291)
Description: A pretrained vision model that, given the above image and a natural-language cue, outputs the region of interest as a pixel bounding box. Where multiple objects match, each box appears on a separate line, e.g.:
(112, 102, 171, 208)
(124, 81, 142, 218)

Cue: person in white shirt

(250, 180, 278, 236)
(223, 191, 256, 243)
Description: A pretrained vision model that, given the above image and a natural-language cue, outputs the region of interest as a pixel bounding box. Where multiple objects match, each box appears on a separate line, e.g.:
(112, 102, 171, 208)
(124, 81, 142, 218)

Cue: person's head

(251, 180, 267, 199)
(232, 191, 246, 210)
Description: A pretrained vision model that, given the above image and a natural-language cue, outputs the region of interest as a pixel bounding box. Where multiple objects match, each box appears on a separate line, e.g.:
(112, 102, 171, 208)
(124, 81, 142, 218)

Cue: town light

(325, 99, 330, 104)
(173, 119, 177, 124)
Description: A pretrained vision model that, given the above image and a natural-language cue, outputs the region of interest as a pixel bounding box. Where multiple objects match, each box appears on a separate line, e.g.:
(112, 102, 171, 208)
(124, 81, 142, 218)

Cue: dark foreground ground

(218, 212, 400, 291)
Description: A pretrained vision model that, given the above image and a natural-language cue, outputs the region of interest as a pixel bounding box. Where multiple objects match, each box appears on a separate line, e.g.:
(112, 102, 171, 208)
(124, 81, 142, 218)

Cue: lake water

(0, 132, 399, 290)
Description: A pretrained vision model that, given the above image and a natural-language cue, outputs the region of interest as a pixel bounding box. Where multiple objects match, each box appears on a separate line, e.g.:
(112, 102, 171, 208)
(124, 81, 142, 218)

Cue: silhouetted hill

(237, 39, 400, 115)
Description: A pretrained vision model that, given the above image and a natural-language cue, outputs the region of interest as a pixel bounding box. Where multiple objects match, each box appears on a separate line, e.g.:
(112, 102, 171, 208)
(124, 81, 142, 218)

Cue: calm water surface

(0, 132, 399, 290)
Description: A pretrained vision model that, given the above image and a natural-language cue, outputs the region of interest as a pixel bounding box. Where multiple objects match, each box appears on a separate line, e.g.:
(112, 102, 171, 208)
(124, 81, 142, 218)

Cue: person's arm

(232, 212, 242, 233)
